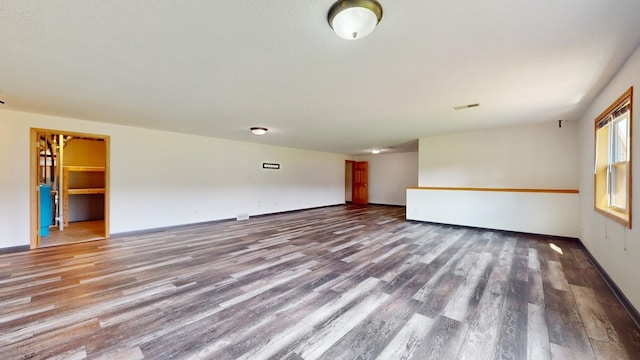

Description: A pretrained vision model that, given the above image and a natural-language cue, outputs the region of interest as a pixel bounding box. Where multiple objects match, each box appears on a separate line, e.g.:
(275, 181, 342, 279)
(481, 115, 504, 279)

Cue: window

(594, 87, 633, 227)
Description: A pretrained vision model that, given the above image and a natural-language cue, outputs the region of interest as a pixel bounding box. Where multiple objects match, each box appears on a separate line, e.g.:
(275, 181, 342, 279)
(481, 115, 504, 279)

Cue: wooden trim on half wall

(407, 186, 579, 194)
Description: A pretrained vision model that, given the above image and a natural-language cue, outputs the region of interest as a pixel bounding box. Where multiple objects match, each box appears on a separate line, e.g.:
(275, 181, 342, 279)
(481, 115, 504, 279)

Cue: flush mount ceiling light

(250, 127, 268, 135)
(328, 0, 383, 40)
(371, 148, 381, 154)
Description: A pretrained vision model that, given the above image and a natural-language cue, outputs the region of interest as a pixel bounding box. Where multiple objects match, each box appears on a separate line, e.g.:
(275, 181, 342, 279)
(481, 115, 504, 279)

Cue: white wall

(578, 43, 640, 311)
(408, 122, 579, 237)
(407, 189, 579, 237)
(355, 152, 418, 206)
(418, 122, 578, 188)
(0, 109, 346, 249)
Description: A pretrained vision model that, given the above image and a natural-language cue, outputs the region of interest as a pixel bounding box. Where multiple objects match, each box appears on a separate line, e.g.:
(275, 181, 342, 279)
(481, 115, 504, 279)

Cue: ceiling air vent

(454, 103, 479, 111)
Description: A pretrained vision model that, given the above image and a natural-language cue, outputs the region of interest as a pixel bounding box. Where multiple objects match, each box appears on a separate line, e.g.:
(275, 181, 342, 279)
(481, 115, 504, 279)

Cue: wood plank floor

(40, 220, 105, 247)
(1, 205, 639, 359)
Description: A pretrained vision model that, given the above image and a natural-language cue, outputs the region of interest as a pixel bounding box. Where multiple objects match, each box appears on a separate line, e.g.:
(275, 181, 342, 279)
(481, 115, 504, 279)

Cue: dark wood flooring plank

(412, 315, 467, 360)
(527, 303, 551, 360)
(543, 287, 593, 355)
(493, 279, 528, 360)
(376, 313, 435, 359)
(456, 237, 516, 360)
(441, 251, 494, 321)
(570, 285, 624, 347)
(316, 296, 422, 360)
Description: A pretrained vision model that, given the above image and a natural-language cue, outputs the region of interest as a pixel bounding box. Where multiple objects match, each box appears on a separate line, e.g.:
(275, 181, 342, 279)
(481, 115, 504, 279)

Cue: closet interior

(36, 131, 107, 247)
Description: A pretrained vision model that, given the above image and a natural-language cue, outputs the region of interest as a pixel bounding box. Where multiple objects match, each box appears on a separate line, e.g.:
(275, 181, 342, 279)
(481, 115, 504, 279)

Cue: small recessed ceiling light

(250, 127, 268, 135)
(371, 148, 381, 154)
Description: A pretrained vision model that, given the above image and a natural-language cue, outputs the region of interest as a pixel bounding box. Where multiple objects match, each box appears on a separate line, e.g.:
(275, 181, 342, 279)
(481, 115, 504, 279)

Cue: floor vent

(236, 213, 249, 221)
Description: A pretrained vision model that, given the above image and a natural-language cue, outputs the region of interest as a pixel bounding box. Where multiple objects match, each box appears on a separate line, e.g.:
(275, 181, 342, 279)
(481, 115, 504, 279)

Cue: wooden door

(352, 161, 368, 205)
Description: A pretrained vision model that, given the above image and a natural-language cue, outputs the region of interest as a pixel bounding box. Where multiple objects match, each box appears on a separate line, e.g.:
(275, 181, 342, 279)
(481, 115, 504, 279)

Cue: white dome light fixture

(250, 127, 268, 135)
(328, 0, 383, 40)
(371, 148, 381, 154)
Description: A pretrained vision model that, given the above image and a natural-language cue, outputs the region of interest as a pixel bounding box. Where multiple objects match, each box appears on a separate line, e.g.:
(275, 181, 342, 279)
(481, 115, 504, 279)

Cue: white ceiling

(1, 1, 640, 155)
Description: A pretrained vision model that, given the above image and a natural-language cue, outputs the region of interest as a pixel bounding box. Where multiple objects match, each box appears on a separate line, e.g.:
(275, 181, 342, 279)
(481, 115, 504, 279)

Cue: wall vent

(454, 103, 480, 110)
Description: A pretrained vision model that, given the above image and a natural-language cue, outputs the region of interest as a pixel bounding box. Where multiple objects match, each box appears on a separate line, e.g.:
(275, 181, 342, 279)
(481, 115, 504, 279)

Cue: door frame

(30, 128, 111, 249)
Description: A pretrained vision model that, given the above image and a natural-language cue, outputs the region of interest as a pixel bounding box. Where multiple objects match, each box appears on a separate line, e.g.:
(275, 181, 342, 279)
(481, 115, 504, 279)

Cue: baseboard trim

(110, 217, 235, 238)
(368, 203, 406, 208)
(577, 239, 640, 329)
(111, 204, 345, 239)
(250, 204, 344, 219)
(0, 245, 30, 254)
(405, 219, 579, 242)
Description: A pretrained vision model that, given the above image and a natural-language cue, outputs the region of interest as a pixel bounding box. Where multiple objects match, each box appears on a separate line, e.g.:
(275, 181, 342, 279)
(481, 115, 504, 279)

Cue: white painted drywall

(407, 189, 579, 237)
(355, 152, 418, 205)
(0, 109, 346, 249)
(418, 122, 578, 188)
(408, 121, 579, 237)
(577, 43, 640, 311)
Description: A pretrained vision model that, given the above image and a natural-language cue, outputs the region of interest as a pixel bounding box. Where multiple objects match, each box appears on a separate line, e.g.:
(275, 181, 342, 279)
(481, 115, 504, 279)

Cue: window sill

(594, 207, 631, 228)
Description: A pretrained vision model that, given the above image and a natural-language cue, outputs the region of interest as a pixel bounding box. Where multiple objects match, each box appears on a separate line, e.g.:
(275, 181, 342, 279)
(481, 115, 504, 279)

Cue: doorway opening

(345, 160, 354, 204)
(345, 160, 368, 205)
(30, 129, 110, 248)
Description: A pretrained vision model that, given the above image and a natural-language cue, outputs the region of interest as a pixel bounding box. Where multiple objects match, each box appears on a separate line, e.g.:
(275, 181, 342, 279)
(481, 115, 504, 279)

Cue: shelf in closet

(63, 166, 106, 226)
(68, 188, 105, 195)
(64, 166, 105, 172)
